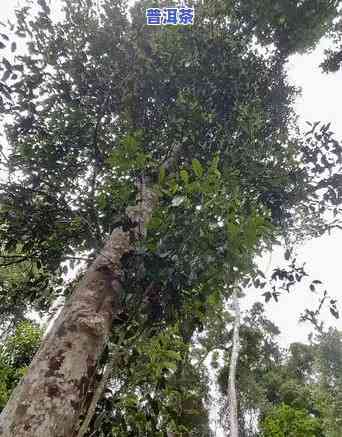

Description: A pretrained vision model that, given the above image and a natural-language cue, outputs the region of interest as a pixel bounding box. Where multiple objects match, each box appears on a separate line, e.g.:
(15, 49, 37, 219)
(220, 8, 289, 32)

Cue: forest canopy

(0, 0, 341, 436)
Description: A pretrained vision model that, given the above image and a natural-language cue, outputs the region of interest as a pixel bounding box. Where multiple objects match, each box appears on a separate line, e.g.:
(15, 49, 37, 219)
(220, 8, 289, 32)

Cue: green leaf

(330, 307, 339, 319)
(210, 154, 220, 171)
(2, 57, 11, 71)
(159, 166, 166, 184)
(165, 350, 181, 360)
(2, 70, 10, 82)
(263, 292, 272, 303)
(192, 159, 203, 177)
(161, 361, 177, 370)
(180, 169, 189, 184)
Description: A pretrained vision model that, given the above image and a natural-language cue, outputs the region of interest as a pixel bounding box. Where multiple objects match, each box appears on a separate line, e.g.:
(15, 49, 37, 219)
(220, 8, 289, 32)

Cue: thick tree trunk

(0, 184, 157, 437)
(228, 288, 240, 437)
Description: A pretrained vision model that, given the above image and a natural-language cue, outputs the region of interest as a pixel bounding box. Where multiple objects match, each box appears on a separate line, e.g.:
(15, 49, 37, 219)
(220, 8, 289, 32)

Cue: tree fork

(0, 183, 158, 437)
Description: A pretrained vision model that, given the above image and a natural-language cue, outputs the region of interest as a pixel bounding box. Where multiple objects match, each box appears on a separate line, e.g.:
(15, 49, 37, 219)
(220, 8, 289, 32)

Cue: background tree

(212, 301, 342, 436)
(228, 0, 341, 56)
(0, 320, 42, 411)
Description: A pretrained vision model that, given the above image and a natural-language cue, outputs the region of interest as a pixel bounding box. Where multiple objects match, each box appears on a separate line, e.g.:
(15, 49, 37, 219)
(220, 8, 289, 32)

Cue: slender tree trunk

(228, 288, 240, 437)
(0, 183, 157, 437)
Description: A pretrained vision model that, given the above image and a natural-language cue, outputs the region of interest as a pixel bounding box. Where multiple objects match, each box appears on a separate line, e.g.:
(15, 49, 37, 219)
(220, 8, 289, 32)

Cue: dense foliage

(0, 0, 341, 435)
(214, 305, 342, 436)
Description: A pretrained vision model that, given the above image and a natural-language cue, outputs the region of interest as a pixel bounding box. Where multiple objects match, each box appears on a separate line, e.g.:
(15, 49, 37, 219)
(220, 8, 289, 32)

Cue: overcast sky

(1, 0, 342, 347)
(253, 41, 342, 345)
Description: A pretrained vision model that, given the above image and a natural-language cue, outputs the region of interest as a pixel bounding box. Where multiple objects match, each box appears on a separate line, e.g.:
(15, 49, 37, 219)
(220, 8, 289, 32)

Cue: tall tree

(229, 0, 341, 55)
(227, 288, 241, 437)
(0, 0, 341, 435)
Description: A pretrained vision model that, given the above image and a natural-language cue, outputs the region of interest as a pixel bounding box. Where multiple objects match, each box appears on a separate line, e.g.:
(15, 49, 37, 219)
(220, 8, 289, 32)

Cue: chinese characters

(146, 6, 194, 25)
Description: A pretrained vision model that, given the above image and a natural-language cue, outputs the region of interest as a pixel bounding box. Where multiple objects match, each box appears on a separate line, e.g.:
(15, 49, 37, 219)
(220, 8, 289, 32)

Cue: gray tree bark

(228, 288, 240, 437)
(0, 183, 157, 437)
